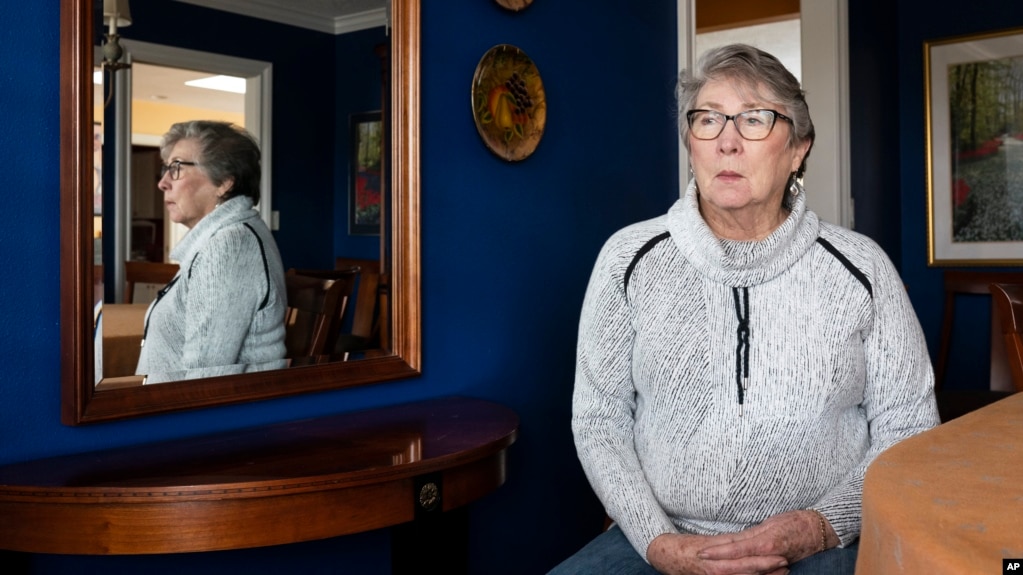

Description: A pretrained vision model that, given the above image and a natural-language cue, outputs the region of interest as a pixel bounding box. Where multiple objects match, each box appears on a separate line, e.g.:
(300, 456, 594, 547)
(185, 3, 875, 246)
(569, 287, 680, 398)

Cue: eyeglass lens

(160, 162, 178, 180)
(688, 110, 779, 141)
(160, 161, 195, 180)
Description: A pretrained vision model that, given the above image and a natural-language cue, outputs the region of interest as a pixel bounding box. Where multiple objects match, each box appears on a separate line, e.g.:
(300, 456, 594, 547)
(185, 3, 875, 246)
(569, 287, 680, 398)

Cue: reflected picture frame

(349, 111, 383, 236)
(925, 27, 1023, 266)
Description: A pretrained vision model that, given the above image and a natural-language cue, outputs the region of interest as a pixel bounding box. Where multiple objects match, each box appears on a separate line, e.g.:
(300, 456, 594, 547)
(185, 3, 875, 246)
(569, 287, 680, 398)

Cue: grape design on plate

(472, 44, 547, 161)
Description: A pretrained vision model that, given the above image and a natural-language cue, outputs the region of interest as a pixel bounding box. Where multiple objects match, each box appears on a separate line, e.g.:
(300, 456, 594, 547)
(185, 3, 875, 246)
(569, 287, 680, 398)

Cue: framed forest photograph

(349, 111, 383, 236)
(925, 28, 1023, 265)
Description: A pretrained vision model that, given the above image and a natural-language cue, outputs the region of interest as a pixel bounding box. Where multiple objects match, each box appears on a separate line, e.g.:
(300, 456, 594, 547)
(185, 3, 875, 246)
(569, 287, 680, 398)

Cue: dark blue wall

(848, 0, 901, 264)
(891, 0, 1023, 389)
(2, 1, 676, 573)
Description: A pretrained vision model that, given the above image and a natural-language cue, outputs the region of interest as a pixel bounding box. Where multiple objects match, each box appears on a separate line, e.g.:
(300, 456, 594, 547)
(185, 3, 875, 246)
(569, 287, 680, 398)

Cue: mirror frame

(60, 0, 421, 425)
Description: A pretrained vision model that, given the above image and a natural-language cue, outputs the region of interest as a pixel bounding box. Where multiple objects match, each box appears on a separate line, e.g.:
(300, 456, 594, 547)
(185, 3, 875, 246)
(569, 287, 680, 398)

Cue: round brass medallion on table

(494, 0, 533, 11)
(471, 44, 547, 162)
(418, 482, 440, 511)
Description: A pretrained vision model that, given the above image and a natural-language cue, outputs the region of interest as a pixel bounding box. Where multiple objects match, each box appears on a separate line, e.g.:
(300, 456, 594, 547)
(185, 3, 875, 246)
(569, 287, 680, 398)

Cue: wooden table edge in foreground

(857, 392, 1023, 575)
(0, 396, 518, 569)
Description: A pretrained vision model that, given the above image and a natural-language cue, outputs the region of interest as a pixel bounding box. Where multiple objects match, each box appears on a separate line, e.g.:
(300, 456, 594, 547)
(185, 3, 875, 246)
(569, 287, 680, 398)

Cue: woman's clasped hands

(647, 510, 831, 575)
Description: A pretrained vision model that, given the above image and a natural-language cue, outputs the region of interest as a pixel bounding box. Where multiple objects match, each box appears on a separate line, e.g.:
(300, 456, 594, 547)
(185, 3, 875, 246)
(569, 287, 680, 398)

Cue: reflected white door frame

(677, 0, 851, 228)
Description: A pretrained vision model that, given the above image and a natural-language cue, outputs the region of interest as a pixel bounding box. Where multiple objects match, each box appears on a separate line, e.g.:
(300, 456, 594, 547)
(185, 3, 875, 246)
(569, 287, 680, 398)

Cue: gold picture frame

(925, 27, 1023, 266)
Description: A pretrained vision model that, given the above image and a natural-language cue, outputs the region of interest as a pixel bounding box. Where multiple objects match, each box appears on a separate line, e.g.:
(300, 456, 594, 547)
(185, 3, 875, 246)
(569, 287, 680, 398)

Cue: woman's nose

(717, 121, 742, 153)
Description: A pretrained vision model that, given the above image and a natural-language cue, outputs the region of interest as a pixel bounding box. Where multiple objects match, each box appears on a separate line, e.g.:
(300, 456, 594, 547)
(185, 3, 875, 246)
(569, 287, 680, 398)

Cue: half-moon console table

(0, 397, 518, 572)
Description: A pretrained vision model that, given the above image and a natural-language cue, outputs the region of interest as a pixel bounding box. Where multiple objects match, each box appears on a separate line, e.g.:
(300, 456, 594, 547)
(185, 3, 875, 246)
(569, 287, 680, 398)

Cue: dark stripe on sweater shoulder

(624, 231, 671, 296)
(816, 236, 872, 298)
(243, 222, 272, 310)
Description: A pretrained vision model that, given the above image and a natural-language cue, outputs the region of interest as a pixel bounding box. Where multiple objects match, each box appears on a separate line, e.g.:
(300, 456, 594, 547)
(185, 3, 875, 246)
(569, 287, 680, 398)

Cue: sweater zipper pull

(741, 376, 748, 417)
(732, 285, 751, 417)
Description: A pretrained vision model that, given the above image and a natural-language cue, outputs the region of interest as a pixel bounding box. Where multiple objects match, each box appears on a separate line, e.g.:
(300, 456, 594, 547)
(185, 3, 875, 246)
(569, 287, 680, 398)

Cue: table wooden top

(857, 392, 1023, 574)
(0, 397, 519, 554)
(99, 303, 148, 379)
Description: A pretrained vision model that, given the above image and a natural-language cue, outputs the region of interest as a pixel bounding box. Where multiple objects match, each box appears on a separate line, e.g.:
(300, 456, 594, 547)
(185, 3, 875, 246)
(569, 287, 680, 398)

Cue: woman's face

(688, 78, 809, 225)
(158, 138, 233, 229)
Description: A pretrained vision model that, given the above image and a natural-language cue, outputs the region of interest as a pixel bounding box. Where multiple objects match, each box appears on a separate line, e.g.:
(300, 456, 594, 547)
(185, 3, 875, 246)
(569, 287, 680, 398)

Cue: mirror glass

(61, 0, 421, 424)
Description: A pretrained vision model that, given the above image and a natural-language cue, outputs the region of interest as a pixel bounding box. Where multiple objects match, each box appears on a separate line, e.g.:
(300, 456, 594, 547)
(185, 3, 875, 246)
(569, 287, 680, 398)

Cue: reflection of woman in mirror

(136, 121, 287, 384)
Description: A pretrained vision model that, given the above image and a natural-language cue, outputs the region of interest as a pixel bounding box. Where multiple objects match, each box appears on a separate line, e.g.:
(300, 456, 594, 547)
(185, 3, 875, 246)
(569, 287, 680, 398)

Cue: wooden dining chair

(123, 260, 180, 304)
(334, 257, 388, 353)
(989, 282, 1023, 393)
(283, 267, 360, 363)
(933, 270, 1022, 421)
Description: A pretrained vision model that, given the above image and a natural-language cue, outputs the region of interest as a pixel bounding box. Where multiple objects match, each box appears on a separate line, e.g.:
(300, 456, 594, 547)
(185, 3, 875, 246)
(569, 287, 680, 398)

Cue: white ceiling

(129, 62, 244, 115)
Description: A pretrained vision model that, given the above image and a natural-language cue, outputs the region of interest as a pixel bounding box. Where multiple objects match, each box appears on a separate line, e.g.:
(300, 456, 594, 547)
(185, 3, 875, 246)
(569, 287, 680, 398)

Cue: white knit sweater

(136, 196, 287, 383)
(572, 181, 939, 561)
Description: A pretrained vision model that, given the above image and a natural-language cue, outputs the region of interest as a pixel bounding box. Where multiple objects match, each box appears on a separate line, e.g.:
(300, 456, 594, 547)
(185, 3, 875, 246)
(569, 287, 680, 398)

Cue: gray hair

(161, 120, 262, 204)
(676, 44, 814, 179)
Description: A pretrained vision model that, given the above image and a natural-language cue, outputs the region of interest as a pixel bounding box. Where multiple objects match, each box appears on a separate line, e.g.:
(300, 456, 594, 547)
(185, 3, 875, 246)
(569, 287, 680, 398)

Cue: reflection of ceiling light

(185, 75, 246, 94)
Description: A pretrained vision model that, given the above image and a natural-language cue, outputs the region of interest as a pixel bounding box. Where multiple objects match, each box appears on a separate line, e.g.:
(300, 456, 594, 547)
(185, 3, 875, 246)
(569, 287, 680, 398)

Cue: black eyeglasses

(686, 109, 793, 141)
(160, 160, 198, 181)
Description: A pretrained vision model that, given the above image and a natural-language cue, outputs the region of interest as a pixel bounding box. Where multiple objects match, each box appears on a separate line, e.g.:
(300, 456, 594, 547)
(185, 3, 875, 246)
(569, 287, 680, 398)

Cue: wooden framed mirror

(60, 0, 421, 424)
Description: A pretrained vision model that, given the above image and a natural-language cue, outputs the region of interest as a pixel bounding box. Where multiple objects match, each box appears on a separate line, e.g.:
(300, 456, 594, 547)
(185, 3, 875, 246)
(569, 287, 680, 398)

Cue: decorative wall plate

(471, 44, 547, 162)
(494, 0, 533, 11)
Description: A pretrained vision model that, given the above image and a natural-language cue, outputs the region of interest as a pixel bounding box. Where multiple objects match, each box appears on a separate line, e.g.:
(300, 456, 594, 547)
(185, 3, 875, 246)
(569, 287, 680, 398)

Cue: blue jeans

(547, 525, 858, 575)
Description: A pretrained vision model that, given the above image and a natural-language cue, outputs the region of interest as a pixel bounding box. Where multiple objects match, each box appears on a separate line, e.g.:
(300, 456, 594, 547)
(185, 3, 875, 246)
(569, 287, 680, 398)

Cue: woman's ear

(791, 140, 811, 173)
(217, 177, 236, 199)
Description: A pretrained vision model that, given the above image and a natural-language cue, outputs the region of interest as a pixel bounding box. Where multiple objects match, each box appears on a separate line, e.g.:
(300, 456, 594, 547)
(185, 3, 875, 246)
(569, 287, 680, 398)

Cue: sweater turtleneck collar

(170, 196, 259, 265)
(666, 178, 820, 287)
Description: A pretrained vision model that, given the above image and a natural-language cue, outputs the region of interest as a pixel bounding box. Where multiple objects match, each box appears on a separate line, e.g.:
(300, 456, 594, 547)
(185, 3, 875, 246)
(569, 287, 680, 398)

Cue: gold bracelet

(808, 508, 827, 552)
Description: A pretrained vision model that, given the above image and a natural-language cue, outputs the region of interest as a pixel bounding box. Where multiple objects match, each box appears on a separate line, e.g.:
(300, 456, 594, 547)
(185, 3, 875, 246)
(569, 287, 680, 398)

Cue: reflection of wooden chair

(124, 261, 179, 304)
(934, 270, 1022, 421)
(990, 282, 1023, 393)
(334, 257, 389, 353)
(284, 268, 360, 363)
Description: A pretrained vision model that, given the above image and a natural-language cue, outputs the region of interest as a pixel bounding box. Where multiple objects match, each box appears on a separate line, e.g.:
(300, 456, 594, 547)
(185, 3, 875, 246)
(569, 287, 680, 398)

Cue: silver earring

(789, 175, 803, 197)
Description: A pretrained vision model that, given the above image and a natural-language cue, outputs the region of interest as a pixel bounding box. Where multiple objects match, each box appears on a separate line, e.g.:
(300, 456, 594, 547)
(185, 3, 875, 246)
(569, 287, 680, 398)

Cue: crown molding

(175, 0, 386, 35)
(334, 8, 387, 34)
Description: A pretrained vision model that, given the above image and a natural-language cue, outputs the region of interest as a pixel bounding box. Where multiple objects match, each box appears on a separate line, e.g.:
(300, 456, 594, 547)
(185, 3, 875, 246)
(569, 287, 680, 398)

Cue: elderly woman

(136, 120, 286, 383)
(550, 45, 938, 575)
